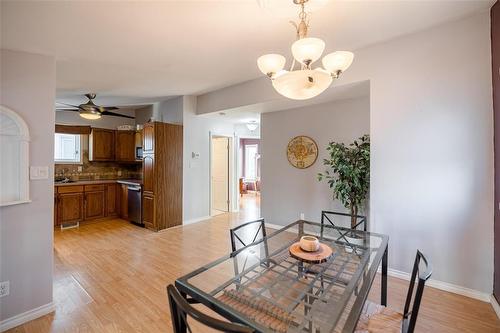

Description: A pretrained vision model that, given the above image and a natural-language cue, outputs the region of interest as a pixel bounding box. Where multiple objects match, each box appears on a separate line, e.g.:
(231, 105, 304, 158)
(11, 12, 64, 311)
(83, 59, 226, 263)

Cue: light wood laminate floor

(7, 207, 500, 332)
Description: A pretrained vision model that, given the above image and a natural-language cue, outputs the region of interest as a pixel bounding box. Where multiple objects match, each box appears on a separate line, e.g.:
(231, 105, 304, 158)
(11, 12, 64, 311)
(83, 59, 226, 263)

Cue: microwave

(136, 147, 143, 160)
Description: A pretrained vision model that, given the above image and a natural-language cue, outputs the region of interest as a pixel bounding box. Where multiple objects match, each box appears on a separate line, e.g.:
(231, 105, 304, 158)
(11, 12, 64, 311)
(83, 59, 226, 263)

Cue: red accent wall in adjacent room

(493, 0, 500, 301)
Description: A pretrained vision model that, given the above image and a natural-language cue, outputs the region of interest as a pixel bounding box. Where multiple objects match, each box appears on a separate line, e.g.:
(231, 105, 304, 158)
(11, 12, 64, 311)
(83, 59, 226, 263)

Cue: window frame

(54, 133, 83, 164)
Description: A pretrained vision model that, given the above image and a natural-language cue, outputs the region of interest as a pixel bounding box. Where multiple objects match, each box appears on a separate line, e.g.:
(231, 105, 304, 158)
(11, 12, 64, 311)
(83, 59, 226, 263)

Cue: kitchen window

(54, 133, 82, 163)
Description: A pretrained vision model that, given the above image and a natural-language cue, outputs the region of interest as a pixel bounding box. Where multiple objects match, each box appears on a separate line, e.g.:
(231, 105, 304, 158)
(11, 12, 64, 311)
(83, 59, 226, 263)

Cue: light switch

(30, 166, 49, 180)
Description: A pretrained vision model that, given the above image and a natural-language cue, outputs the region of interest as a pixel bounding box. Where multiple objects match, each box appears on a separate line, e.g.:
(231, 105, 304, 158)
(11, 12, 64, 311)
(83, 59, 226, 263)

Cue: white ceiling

(1, 0, 493, 105)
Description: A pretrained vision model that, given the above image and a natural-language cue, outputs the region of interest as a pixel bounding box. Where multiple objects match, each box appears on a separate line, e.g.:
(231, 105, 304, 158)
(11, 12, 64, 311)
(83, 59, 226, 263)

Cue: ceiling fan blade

(101, 111, 135, 119)
(100, 106, 119, 110)
(57, 102, 81, 108)
(56, 108, 79, 112)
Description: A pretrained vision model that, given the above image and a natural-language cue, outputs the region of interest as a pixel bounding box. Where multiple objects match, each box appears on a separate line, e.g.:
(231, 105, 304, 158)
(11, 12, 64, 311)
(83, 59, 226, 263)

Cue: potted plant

(318, 134, 370, 233)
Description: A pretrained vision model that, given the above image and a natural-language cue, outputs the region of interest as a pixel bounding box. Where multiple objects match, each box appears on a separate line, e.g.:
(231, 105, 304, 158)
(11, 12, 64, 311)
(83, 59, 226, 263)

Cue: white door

(212, 137, 229, 212)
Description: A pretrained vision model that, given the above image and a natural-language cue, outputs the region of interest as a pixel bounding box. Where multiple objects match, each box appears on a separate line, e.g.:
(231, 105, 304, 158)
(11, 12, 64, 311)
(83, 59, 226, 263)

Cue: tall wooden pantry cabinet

(142, 121, 183, 231)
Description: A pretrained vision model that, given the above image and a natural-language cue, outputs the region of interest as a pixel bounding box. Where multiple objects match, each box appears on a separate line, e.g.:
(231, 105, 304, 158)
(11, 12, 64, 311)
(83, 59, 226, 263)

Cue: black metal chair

(320, 210, 367, 238)
(167, 284, 254, 333)
(229, 218, 267, 252)
(355, 250, 432, 333)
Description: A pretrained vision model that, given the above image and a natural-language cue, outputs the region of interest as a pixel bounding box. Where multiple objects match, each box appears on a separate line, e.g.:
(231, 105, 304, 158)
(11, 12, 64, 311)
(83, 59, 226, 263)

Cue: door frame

(209, 131, 237, 215)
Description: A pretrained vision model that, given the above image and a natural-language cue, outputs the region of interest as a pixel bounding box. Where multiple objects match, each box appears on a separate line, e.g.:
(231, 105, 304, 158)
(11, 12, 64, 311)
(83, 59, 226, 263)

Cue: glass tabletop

(175, 220, 389, 333)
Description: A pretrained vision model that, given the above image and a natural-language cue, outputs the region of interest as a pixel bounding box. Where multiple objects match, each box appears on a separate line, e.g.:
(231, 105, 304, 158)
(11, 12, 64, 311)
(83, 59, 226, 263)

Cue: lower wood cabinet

(119, 184, 128, 219)
(106, 183, 118, 216)
(142, 193, 155, 230)
(57, 192, 84, 226)
(55, 182, 123, 227)
(84, 190, 105, 220)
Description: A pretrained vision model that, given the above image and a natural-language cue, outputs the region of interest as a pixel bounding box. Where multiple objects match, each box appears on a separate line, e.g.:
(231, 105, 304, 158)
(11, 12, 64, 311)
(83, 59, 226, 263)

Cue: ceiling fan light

(322, 51, 354, 74)
(79, 110, 101, 120)
(246, 123, 259, 131)
(257, 54, 286, 76)
(291, 38, 325, 65)
(272, 69, 332, 100)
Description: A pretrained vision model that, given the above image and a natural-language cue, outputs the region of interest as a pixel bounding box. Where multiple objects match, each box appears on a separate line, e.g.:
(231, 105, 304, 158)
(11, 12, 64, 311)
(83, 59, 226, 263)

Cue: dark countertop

(54, 179, 142, 187)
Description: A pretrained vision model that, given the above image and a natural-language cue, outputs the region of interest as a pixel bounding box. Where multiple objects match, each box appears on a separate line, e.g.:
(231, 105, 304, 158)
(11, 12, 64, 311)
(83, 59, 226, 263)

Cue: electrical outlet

(0, 281, 10, 298)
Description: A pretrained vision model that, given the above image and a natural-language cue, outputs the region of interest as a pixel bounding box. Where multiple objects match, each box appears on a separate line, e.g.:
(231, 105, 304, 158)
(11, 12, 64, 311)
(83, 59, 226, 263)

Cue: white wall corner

(490, 295, 500, 320)
(183, 215, 211, 226)
(0, 301, 55, 332)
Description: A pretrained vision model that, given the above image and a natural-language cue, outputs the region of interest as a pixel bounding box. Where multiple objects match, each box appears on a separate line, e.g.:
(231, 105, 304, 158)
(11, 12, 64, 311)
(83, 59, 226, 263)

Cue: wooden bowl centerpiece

(289, 236, 333, 264)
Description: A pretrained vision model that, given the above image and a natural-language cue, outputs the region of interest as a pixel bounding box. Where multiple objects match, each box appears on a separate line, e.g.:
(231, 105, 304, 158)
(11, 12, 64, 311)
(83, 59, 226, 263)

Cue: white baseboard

(0, 301, 55, 332)
(266, 222, 297, 232)
(382, 267, 490, 302)
(183, 215, 211, 225)
(490, 294, 500, 320)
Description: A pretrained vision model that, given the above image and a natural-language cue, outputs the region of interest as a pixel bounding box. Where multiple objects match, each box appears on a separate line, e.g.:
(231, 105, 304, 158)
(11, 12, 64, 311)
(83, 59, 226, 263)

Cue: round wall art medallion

(287, 136, 318, 169)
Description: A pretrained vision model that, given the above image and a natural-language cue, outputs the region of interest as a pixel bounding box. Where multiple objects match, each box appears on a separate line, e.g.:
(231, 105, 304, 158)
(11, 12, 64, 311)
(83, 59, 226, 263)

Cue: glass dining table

(175, 220, 389, 333)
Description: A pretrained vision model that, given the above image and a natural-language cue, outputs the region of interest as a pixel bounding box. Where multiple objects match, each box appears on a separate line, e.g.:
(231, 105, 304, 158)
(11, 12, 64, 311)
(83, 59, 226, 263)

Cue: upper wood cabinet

(89, 128, 115, 161)
(115, 131, 136, 162)
(143, 123, 154, 152)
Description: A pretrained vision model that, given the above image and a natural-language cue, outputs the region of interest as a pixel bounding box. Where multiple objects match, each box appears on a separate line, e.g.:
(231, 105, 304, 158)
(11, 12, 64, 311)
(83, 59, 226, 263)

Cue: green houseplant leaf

(318, 134, 370, 228)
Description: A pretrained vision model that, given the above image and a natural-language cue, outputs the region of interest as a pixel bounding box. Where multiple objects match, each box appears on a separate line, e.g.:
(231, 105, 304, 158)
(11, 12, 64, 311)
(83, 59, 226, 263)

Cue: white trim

(490, 294, 500, 319)
(0, 301, 55, 332)
(0, 199, 32, 207)
(379, 267, 490, 302)
(183, 215, 211, 226)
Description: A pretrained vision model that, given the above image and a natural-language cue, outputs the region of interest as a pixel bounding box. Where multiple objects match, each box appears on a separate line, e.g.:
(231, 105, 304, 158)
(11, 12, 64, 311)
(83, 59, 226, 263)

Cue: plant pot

(344, 233, 364, 255)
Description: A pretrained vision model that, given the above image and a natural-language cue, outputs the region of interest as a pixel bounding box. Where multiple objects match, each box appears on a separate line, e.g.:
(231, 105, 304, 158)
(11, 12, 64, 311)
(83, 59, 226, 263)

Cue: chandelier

(257, 0, 354, 100)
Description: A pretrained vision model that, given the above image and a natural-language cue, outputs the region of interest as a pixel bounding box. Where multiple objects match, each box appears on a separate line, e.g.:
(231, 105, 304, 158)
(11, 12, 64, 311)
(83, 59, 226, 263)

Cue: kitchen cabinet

(84, 185, 105, 220)
(89, 128, 115, 161)
(106, 183, 119, 216)
(56, 187, 84, 226)
(55, 182, 125, 227)
(115, 130, 136, 162)
(143, 123, 154, 152)
(142, 194, 155, 230)
(119, 183, 128, 219)
(141, 122, 182, 231)
(143, 154, 154, 194)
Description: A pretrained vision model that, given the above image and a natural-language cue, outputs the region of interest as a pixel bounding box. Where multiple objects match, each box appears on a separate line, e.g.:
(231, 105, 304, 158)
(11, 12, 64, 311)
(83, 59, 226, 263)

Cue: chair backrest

(320, 210, 367, 232)
(402, 250, 432, 333)
(167, 284, 254, 333)
(229, 218, 266, 252)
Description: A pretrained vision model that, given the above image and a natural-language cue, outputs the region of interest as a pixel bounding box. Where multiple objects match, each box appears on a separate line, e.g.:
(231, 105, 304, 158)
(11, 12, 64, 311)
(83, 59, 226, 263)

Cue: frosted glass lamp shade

(272, 69, 332, 100)
(291, 38, 325, 65)
(257, 54, 286, 76)
(80, 111, 102, 120)
(246, 123, 259, 131)
(322, 51, 354, 74)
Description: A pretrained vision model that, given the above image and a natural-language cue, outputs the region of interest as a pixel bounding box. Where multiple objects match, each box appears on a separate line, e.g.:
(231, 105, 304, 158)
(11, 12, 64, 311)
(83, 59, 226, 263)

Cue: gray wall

(0, 50, 55, 320)
(182, 96, 235, 222)
(261, 97, 369, 225)
(158, 97, 183, 124)
(193, 12, 494, 294)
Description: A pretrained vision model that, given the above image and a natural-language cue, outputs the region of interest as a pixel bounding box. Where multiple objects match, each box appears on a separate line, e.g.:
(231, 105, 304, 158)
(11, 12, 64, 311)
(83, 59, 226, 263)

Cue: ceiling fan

(56, 93, 135, 120)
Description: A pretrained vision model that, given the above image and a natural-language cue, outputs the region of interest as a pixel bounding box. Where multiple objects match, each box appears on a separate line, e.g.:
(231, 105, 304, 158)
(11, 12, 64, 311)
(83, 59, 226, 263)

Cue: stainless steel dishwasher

(127, 185, 142, 224)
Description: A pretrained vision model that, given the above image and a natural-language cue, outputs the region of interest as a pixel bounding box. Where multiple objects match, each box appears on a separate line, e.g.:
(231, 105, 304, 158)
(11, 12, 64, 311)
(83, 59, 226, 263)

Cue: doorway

(211, 136, 230, 216)
(238, 138, 261, 217)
